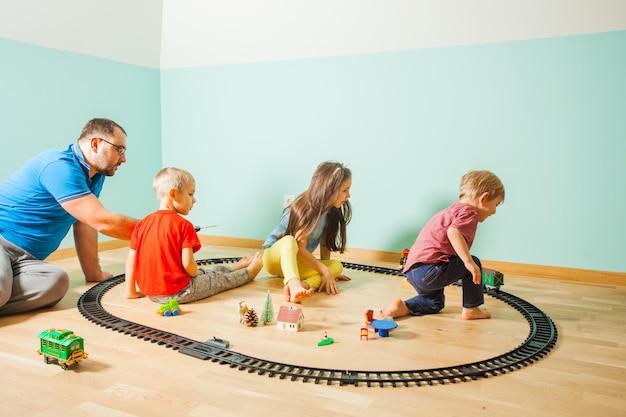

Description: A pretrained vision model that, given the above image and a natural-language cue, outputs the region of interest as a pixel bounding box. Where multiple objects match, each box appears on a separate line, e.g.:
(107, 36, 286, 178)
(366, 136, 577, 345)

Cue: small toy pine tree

(260, 290, 274, 325)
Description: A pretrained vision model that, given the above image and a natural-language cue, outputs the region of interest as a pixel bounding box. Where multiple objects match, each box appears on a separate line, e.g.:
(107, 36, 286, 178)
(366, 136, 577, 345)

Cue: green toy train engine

(400, 249, 504, 290)
(482, 268, 504, 290)
(37, 328, 88, 370)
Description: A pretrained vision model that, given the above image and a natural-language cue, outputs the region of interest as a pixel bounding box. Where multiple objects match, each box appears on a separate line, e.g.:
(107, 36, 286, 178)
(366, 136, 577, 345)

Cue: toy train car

(37, 328, 88, 370)
(482, 268, 504, 290)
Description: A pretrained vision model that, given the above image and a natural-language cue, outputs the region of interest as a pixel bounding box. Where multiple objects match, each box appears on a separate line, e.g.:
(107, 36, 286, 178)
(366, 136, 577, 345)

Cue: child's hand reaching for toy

(318, 270, 351, 294)
(465, 260, 481, 285)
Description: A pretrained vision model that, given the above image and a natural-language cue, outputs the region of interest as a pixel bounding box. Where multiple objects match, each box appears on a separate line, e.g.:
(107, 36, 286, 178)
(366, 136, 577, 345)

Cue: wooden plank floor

(1, 245, 625, 417)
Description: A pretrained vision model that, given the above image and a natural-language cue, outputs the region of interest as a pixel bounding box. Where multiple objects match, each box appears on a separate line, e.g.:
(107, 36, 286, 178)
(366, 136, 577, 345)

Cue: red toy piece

(399, 248, 410, 269)
(360, 327, 369, 340)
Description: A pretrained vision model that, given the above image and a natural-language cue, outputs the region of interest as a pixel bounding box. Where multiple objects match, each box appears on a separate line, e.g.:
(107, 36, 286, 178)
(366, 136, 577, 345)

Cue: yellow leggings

(262, 235, 343, 291)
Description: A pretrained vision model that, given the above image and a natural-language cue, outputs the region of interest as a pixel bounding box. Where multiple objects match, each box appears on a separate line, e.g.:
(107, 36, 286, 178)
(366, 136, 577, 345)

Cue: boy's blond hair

(459, 170, 505, 202)
(153, 167, 195, 199)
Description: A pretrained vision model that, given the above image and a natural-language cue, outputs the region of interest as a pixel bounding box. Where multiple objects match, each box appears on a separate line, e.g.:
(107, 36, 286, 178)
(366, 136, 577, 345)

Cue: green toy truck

(158, 299, 182, 316)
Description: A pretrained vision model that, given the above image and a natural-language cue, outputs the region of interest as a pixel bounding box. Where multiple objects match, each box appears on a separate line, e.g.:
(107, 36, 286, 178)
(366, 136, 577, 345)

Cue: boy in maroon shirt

(381, 170, 505, 320)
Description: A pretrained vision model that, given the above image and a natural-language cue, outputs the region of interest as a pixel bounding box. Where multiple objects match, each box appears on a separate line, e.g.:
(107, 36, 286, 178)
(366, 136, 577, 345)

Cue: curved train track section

(78, 258, 558, 387)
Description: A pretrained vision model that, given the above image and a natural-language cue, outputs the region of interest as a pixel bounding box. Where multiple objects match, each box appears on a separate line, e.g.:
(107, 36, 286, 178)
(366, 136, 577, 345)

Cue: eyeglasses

(97, 137, 126, 155)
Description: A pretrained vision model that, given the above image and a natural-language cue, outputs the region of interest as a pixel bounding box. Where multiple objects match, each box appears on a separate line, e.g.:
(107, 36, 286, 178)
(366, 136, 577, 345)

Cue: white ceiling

(1, 0, 625, 69)
(0, 0, 163, 68)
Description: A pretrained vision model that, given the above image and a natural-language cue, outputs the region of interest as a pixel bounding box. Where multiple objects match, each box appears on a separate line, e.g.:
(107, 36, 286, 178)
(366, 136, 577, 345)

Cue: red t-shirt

(403, 202, 478, 272)
(130, 210, 201, 296)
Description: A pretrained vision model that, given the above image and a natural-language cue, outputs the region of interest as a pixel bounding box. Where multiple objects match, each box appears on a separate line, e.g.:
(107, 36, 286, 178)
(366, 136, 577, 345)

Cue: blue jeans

(404, 256, 484, 315)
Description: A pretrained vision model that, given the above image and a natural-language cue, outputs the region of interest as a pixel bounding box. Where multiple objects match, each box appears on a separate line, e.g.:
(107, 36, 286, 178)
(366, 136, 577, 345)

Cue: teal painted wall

(1, 31, 624, 273)
(0, 38, 162, 247)
(161, 31, 626, 272)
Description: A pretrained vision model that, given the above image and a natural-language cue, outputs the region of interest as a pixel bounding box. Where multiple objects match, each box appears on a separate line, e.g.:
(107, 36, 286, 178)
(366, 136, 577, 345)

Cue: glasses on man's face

(97, 137, 126, 155)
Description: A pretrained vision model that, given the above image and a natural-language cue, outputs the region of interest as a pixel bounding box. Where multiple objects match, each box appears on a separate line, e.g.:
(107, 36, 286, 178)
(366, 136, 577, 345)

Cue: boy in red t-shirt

(125, 167, 262, 304)
(380, 170, 504, 320)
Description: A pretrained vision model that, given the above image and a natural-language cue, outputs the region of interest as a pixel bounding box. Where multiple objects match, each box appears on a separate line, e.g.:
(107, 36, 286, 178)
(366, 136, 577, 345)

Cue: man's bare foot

(461, 307, 491, 320)
(284, 278, 314, 303)
(379, 298, 410, 319)
(245, 252, 263, 281)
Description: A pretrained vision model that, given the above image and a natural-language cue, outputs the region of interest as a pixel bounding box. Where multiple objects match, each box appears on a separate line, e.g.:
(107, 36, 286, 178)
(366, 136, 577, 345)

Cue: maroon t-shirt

(403, 202, 478, 272)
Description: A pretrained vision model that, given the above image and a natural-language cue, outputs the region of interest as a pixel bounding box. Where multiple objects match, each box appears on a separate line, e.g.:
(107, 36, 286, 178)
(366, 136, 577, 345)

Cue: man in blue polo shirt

(0, 118, 138, 316)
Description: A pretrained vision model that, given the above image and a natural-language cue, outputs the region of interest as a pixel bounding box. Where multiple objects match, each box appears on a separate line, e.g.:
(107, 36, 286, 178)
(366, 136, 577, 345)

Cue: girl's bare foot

(379, 298, 410, 319)
(284, 278, 314, 303)
(461, 307, 491, 320)
(245, 252, 263, 281)
(283, 285, 291, 301)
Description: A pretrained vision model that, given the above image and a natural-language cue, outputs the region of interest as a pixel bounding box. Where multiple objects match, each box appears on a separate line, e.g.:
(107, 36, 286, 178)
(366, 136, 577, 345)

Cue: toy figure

(239, 301, 249, 324)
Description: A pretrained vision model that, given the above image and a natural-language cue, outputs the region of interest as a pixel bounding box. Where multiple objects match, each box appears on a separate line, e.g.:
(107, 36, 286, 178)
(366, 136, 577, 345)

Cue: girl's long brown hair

(283, 161, 352, 253)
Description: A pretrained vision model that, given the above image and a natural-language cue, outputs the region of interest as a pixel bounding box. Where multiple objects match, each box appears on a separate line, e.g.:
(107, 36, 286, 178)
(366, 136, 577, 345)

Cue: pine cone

(243, 308, 258, 327)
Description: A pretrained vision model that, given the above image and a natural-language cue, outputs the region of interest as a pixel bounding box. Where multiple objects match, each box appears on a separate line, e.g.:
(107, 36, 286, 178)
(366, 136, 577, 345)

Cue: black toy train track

(77, 258, 558, 387)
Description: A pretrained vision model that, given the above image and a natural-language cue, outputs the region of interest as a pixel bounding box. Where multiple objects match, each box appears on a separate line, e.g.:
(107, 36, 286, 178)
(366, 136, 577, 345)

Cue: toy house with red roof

(276, 305, 304, 332)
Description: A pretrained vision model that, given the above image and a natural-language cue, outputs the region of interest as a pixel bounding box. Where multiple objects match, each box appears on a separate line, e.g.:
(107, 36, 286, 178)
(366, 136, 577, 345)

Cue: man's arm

(73, 221, 112, 282)
(63, 194, 137, 281)
(61, 194, 137, 240)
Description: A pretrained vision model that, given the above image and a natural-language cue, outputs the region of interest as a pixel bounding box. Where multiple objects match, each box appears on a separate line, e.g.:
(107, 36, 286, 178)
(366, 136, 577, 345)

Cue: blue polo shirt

(0, 143, 104, 260)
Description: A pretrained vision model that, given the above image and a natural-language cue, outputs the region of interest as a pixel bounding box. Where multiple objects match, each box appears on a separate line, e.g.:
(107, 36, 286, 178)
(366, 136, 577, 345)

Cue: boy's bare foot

(379, 298, 410, 319)
(461, 307, 491, 320)
(284, 278, 314, 303)
(232, 255, 253, 271)
(245, 252, 263, 281)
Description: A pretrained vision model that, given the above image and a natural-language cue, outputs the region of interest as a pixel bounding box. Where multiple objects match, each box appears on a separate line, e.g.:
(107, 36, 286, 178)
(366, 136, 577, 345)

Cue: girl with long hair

(262, 161, 352, 303)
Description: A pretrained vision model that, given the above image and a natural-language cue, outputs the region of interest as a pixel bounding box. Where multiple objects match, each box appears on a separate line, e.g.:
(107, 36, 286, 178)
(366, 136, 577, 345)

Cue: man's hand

(86, 270, 113, 283)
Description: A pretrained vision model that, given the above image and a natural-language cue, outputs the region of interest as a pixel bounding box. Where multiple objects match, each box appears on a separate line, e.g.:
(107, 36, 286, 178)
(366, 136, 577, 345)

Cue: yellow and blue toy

(37, 328, 88, 370)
